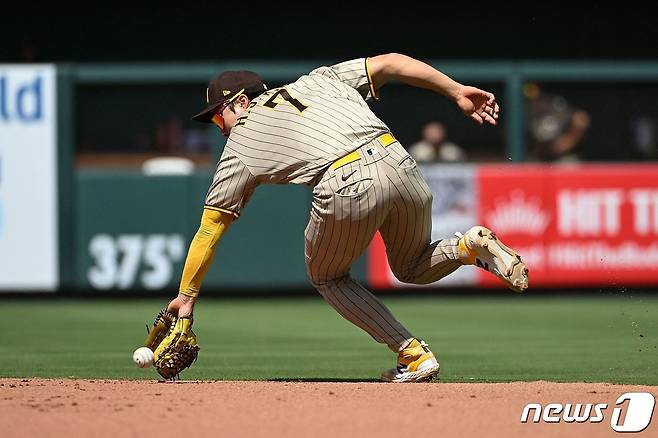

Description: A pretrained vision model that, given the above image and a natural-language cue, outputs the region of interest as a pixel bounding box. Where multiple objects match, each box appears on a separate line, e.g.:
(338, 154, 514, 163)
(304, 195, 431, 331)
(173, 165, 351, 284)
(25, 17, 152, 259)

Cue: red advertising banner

(478, 164, 658, 287)
(368, 164, 658, 289)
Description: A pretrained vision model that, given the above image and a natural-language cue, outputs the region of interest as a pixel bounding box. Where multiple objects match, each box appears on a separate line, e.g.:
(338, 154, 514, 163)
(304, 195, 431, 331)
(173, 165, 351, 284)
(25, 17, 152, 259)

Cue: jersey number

(263, 89, 308, 113)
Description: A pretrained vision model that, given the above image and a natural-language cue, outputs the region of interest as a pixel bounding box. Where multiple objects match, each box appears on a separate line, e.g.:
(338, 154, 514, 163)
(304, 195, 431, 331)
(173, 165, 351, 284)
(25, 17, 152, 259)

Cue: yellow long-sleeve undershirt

(179, 208, 234, 298)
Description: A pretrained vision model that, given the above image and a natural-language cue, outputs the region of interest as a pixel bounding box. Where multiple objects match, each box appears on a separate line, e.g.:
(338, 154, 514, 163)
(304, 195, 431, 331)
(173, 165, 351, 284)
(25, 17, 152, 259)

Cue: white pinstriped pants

(305, 137, 462, 351)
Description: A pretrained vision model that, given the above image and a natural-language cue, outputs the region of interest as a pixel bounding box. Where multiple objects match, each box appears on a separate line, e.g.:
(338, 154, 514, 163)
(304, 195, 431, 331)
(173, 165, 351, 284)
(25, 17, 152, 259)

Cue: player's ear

(237, 94, 250, 108)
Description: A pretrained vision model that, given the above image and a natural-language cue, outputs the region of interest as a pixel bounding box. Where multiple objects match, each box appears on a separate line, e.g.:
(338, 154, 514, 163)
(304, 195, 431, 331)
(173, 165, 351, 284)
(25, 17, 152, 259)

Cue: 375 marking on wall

(87, 234, 185, 290)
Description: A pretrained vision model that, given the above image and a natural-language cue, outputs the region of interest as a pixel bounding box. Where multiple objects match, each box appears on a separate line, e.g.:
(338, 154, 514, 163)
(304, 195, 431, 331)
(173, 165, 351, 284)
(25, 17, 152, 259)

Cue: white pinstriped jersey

(204, 58, 390, 217)
(201, 58, 474, 352)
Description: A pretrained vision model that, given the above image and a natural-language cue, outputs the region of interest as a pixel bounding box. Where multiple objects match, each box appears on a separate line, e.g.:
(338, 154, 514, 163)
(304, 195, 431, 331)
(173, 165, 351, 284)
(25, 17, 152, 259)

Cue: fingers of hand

(481, 111, 497, 125)
(471, 112, 484, 124)
(482, 101, 499, 124)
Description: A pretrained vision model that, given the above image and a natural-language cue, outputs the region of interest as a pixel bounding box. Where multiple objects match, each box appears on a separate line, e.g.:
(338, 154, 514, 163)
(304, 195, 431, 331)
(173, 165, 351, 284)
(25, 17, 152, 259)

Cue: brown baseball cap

(191, 70, 267, 123)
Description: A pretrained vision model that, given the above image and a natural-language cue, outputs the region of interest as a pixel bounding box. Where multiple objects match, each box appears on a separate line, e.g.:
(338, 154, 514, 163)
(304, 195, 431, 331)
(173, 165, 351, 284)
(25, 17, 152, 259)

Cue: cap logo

(206, 88, 210, 104)
(223, 90, 232, 96)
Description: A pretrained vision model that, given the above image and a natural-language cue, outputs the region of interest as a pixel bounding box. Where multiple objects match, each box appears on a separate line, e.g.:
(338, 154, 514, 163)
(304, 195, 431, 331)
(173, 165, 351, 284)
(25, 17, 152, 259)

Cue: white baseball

(133, 347, 154, 368)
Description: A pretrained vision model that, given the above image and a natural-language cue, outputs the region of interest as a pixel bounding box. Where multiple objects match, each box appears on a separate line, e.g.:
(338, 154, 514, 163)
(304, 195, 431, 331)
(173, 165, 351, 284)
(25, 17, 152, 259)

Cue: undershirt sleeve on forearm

(178, 208, 233, 298)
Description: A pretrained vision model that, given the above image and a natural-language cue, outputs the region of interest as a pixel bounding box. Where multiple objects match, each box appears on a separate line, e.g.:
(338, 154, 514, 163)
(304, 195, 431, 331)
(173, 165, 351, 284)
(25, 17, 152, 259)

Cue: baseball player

(149, 53, 528, 382)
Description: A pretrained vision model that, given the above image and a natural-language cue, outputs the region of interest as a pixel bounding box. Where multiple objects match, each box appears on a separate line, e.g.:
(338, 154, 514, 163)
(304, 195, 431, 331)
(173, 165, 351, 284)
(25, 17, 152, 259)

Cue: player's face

(211, 96, 247, 137)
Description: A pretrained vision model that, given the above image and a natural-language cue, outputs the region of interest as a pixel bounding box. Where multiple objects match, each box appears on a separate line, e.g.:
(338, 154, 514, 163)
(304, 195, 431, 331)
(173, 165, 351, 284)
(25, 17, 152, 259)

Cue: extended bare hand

(167, 293, 196, 318)
(455, 86, 499, 125)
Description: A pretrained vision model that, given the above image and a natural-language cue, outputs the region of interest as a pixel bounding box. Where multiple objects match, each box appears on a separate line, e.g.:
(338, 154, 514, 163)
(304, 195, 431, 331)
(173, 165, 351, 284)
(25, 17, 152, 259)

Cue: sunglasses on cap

(210, 89, 245, 132)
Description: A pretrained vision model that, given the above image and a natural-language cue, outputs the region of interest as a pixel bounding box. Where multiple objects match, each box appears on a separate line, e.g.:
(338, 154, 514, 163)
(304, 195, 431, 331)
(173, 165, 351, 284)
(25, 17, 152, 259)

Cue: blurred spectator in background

(631, 116, 658, 160)
(408, 121, 467, 163)
(183, 127, 216, 153)
(153, 117, 184, 154)
(525, 82, 590, 163)
(18, 38, 38, 63)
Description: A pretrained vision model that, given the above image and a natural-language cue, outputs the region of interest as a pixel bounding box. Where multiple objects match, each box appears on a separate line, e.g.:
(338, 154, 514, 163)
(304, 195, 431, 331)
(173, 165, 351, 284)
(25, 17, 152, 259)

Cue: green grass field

(0, 295, 656, 384)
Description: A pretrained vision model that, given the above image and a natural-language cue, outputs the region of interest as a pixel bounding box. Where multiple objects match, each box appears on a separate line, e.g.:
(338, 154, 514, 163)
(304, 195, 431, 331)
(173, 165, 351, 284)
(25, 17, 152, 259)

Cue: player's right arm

(166, 208, 234, 317)
(367, 53, 499, 125)
(166, 147, 256, 317)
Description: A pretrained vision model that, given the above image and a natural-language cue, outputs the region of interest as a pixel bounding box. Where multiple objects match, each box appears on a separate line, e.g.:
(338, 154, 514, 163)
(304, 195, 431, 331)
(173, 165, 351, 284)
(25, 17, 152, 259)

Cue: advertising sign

(0, 65, 58, 290)
(369, 164, 658, 289)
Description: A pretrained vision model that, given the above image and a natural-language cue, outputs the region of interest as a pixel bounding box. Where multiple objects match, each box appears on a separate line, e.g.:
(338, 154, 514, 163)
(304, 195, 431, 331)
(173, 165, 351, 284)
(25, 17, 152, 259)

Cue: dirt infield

(1, 379, 656, 438)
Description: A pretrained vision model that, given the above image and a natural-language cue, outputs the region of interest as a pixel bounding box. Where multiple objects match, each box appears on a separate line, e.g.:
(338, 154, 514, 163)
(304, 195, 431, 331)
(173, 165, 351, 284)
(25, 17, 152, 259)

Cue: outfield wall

(71, 163, 658, 291)
(74, 170, 314, 291)
(4, 61, 658, 292)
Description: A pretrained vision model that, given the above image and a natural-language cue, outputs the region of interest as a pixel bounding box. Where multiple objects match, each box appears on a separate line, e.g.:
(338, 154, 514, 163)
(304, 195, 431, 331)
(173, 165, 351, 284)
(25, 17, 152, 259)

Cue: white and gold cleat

(381, 339, 440, 383)
(456, 226, 529, 293)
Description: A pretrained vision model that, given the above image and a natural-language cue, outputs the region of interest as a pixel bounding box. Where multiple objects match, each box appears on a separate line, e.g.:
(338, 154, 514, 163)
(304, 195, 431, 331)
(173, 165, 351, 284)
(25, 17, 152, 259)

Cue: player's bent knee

(306, 268, 330, 290)
(308, 276, 328, 290)
(309, 278, 337, 299)
(305, 260, 341, 289)
(308, 275, 338, 289)
(306, 269, 349, 293)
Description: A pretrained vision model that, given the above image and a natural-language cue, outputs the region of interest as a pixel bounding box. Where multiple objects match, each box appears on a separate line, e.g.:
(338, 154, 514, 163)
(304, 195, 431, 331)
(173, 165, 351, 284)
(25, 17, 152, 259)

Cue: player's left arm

(166, 208, 234, 317)
(141, 207, 233, 378)
(367, 53, 499, 125)
(164, 148, 254, 318)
